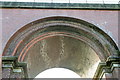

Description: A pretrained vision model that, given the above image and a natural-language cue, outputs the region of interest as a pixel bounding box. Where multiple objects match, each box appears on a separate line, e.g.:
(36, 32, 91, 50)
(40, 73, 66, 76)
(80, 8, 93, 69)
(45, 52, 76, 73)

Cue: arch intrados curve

(18, 32, 99, 62)
(2, 16, 119, 62)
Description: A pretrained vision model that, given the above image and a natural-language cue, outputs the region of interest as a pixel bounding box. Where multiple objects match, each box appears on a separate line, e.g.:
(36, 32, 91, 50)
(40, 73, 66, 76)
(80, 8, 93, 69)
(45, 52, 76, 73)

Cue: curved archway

(2, 16, 120, 78)
(3, 16, 119, 60)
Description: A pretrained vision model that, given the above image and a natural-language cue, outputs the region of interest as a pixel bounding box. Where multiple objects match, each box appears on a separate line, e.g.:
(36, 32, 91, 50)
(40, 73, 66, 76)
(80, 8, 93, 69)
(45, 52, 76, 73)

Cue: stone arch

(3, 16, 119, 59)
(2, 16, 120, 78)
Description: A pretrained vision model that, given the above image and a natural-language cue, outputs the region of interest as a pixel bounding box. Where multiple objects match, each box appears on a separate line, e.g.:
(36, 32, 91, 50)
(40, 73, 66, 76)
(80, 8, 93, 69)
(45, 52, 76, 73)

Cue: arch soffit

(2, 16, 119, 62)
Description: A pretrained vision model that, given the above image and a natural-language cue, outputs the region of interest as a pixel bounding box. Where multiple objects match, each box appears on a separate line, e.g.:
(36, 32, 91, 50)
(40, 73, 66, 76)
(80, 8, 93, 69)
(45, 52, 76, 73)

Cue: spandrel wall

(1, 9, 119, 51)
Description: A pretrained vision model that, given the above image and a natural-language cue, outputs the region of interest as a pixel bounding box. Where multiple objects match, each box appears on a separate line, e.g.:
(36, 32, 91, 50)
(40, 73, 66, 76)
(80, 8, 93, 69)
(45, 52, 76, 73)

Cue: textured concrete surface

(25, 36, 100, 78)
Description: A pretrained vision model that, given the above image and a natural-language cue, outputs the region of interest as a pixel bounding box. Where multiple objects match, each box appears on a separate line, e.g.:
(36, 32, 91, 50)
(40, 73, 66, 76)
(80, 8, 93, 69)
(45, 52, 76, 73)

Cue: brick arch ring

(2, 16, 119, 62)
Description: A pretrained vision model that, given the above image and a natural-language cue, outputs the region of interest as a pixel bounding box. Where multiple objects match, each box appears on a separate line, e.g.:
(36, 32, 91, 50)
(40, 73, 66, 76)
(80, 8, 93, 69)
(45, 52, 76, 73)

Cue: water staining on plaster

(24, 36, 100, 78)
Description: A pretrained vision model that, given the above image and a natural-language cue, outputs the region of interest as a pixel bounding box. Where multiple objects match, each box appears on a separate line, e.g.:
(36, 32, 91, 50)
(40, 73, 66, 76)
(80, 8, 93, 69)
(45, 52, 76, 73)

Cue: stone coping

(0, 1, 120, 10)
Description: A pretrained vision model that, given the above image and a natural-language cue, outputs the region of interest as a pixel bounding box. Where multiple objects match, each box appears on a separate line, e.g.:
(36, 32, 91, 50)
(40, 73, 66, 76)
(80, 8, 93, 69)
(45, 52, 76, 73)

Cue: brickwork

(1, 2, 120, 79)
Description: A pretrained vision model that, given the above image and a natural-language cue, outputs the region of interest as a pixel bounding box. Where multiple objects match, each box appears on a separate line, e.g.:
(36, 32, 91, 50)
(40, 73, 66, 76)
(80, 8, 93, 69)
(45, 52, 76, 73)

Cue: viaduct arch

(2, 16, 120, 79)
